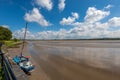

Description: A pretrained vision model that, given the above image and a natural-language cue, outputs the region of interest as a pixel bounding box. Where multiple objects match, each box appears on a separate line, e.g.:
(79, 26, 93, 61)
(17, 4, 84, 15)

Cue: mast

(20, 0, 28, 56)
(20, 22, 28, 56)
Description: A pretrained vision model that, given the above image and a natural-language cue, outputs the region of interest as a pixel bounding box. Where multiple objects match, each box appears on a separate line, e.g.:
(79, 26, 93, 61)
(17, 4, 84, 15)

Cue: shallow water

(31, 41, 120, 71)
(28, 40, 120, 80)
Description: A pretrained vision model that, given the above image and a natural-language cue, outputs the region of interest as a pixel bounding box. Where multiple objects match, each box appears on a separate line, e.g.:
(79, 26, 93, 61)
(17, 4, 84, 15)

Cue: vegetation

(4, 41, 22, 48)
(0, 67, 3, 80)
(0, 26, 22, 48)
(81, 38, 120, 40)
(13, 38, 19, 42)
(0, 26, 12, 40)
(0, 26, 21, 79)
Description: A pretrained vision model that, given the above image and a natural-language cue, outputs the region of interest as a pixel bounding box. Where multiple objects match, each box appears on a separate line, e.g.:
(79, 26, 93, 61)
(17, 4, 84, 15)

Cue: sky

(0, 0, 120, 39)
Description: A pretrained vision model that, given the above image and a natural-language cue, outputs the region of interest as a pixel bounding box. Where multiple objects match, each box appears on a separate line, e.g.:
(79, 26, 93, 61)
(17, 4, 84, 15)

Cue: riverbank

(7, 42, 49, 80)
(6, 43, 29, 80)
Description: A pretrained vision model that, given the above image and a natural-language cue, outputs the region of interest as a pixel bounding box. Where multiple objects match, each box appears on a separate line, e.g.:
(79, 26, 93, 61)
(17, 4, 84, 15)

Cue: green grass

(4, 41, 22, 48)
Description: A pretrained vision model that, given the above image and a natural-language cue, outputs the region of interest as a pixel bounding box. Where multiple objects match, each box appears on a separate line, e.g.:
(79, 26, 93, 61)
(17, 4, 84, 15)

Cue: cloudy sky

(0, 0, 120, 39)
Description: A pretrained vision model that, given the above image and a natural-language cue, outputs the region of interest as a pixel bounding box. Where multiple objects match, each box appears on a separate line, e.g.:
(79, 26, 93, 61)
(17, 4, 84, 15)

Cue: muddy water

(28, 40, 120, 80)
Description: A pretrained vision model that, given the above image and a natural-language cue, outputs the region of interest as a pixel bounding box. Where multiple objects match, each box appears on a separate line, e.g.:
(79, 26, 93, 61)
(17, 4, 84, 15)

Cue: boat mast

(20, 0, 28, 56)
(20, 22, 28, 56)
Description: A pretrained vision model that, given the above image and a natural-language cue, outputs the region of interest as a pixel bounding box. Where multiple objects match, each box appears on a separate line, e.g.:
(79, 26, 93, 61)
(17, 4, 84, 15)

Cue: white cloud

(104, 5, 113, 9)
(59, 6, 120, 39)
(13, 28, 68, 39)
(1, 25, 10, 28)
(84, 7, 110, 23)
(60, 12, 79, 25)
(72, 12, 79, 19)
(108, 17, 120, 27)
(14, 6, 120, 39)
(36, 29, 66, 39)
(60, 7, 110, 25)
(13, 28, 35, 39)
(24, 8, 52, 27)
(58, 0, 66, 11)
(35, 0, 53, 11)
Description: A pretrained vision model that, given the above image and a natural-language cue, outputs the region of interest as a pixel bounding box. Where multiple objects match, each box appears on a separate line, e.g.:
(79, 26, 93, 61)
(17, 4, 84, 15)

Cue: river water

(28, 40, 120, 80)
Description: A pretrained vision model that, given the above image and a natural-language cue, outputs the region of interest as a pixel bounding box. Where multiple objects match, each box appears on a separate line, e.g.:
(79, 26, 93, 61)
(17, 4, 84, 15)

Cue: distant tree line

(77, 38, 120, 40)
(89, 38, 120, 40)
(27, 38, 120, 41)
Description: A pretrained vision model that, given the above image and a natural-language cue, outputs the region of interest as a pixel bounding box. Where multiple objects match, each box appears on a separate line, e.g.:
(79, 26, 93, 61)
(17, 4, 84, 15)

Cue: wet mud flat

(29, 40, 120, 80)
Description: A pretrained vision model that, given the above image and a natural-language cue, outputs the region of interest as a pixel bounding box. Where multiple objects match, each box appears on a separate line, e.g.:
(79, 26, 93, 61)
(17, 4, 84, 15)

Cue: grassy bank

(4, 41, 22, 48)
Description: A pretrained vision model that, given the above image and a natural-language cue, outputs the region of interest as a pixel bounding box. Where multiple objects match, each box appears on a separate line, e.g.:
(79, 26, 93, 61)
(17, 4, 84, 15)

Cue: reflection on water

(31, 41, 120, 73)
(50, 47, 120, 71)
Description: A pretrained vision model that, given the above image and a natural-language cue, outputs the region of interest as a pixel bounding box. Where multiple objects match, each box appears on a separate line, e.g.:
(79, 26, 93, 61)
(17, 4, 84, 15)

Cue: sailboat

(13, 22, 35, 73)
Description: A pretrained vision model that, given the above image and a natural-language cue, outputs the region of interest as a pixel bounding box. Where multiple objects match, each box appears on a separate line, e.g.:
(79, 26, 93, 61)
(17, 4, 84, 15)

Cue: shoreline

(7, 43, 49, 80)
(6, 40, 120, 80)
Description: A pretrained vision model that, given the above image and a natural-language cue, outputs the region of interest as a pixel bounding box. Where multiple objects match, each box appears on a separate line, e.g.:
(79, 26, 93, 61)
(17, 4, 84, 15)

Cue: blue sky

(0, 0, 120, 39)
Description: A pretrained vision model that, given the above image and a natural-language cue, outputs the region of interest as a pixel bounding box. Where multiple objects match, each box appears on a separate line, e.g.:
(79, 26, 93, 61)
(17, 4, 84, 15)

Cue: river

(28, 40, 120, 80)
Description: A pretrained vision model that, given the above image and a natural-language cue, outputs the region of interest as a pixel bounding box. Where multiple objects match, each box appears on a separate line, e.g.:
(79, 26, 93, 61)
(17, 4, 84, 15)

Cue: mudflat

(28, 40, 120, 80)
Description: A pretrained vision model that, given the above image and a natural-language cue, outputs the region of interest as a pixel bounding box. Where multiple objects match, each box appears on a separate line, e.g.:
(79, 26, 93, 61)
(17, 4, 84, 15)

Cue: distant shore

(26, 38, 120, 41)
